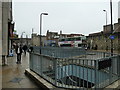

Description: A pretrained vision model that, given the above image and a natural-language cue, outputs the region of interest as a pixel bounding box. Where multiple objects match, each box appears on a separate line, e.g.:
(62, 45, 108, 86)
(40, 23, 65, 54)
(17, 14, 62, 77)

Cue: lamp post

(110, 0, 113, 55)
(103, 10, 108, 51)
(40, 13, 48, 54)
(103, 10, 107, 31)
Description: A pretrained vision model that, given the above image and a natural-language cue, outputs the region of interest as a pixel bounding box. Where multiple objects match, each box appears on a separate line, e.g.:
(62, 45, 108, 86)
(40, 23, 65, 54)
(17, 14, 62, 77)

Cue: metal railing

(29, 47, 120, 89)
(32, 46, 86, 58)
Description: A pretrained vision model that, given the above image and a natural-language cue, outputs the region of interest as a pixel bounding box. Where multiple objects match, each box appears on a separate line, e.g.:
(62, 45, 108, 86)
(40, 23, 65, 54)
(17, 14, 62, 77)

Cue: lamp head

(103, 10, 106, 12)
(42, 13, 48, 15)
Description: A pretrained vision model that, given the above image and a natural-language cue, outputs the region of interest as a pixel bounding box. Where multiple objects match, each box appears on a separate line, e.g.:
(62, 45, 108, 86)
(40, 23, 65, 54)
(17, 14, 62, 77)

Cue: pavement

(2, 52, 42, 89)
(2, 50, 120, 89)
(89, 50, 120, 54)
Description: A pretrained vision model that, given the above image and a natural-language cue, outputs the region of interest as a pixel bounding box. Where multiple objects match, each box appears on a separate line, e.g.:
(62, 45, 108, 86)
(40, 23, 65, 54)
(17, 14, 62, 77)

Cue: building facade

(87, 19, 120, 53)
(0, 0, 2, 65)
(1, 0, 13, 65)
(31, 33, 46, 46)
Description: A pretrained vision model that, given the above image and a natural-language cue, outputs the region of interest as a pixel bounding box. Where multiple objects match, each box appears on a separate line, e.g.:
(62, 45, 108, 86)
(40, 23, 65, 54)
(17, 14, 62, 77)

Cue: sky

(12, 0, 120, 38)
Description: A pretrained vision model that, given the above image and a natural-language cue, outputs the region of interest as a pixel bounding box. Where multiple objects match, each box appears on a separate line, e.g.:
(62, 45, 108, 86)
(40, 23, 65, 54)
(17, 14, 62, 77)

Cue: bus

(58, 36, 87, 48)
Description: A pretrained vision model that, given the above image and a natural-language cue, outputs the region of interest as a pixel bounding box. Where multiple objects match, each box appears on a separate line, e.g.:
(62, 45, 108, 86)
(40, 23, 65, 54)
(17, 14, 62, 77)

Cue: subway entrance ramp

(29, 47, 120, 89)
(56, 64, 116, 88)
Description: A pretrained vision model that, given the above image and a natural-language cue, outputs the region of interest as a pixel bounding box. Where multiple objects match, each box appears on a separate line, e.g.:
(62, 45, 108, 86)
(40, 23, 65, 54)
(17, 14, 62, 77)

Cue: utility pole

(110, 0, 113, 55)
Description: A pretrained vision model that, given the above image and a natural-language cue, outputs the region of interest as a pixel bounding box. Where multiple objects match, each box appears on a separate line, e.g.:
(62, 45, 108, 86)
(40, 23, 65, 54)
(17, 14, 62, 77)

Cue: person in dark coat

(15, 43, 22, 64)
(22, 44, 28, 55)
(29, 45, 33, 52)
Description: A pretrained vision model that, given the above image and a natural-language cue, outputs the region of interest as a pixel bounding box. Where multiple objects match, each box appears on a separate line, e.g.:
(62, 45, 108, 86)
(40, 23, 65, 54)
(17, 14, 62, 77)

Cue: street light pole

(103, 10, 107, 31)
(103, 10, 108, 51)
(110, 0, 113, 55)
(40, 13, 48, 54)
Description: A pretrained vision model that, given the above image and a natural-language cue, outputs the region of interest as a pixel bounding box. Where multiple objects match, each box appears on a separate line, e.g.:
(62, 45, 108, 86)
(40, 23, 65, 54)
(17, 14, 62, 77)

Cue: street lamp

(110, 0, 113, 55)
(103, 10, 108, 51)
(103, 10, 107, 31)
(40, 13, 48, 54)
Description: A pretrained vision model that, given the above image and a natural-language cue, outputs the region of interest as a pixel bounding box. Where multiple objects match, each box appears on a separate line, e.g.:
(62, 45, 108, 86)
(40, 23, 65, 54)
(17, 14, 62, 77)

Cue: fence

(32, 46, 86, 58)
(29, 47, 120, 89)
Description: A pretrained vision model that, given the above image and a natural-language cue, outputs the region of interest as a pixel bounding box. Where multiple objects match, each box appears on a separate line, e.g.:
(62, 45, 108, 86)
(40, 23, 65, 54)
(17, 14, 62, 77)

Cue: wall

(0, 0, 2, 90)
(2, 2, 9, 56)
(0, 1, 2, 63)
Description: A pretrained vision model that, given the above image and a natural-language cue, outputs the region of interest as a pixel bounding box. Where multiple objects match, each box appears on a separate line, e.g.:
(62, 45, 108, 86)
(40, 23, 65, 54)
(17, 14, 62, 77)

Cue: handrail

(59, 66, 77, 84)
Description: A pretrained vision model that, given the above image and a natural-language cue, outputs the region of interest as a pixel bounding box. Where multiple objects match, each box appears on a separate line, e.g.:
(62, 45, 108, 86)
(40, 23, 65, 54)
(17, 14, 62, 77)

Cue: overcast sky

(12, 0, 119, 38)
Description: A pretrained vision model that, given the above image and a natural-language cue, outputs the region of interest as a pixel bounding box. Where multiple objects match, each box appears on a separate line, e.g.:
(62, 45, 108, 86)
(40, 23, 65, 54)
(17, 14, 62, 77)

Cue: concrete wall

(2, 1, 12, 56)
(0, 1, 2, 63)
(2, 2, 9, 56)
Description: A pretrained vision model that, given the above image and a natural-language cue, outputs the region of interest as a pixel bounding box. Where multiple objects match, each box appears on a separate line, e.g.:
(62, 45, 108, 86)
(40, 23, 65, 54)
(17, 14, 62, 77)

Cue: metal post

(103, 10, 108, 51)
(110, 0, 113, 55)
(94, 60, 97, 89)
(40, 14, 42, 54)
(40, 13, 48, 54)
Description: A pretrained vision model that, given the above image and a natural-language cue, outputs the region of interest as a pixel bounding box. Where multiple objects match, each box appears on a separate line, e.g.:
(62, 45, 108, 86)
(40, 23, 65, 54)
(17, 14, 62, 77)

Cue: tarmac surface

(2, 52, 42, 89)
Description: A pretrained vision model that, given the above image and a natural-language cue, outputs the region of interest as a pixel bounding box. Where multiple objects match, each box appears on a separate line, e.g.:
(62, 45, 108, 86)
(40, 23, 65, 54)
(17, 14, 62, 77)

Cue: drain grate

(9, 77, 23, 83)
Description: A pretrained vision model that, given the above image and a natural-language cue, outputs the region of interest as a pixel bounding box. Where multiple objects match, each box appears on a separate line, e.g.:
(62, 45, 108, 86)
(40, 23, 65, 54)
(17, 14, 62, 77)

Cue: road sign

(110, 35, 115, 40)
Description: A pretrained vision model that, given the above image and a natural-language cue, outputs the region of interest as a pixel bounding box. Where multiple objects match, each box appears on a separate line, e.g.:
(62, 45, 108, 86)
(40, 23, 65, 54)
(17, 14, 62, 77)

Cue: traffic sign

(110, 35, 115, 40)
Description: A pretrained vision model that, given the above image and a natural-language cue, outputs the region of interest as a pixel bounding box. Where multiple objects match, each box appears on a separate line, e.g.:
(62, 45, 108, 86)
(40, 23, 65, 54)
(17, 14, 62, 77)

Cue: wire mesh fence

(29, 47, 120, 89)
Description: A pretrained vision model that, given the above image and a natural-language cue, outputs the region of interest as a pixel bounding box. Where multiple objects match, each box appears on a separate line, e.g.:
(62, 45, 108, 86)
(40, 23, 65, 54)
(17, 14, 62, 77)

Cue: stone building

(87, 18, 120, 53)
(46, 30, 59, 46)
(31, 33, 46, 46)
(1, 0, 14, 65)
(87, 2, 120, 53)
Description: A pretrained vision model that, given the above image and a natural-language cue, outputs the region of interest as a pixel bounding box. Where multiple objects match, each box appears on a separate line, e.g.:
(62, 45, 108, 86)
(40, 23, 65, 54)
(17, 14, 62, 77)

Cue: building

(31, 33, 46, 46)
(1, 0, 14, 65)
(86, 2, 120, 52)
(87, 18, 120, 52)
(46, 30, 59, 46)
(0, 0, 2, 65)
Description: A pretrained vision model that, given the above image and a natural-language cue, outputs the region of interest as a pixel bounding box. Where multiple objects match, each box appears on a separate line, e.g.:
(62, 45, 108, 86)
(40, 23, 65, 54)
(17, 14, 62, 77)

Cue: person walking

(29, 45, 33, 52)
(22, 44, 28, 55)
(15, 43, 22, 64)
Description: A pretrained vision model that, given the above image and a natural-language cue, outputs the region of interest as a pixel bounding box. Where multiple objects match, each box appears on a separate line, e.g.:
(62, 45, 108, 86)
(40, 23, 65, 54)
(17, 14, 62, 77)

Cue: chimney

(60, 30, 62, 34)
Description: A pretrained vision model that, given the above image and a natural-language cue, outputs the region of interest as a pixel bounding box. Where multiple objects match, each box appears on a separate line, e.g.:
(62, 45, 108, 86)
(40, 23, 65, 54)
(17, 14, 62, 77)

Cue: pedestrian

(29, 45, 33, 52)
(22, 44, 28, 55)
(15, 43, 22, 64)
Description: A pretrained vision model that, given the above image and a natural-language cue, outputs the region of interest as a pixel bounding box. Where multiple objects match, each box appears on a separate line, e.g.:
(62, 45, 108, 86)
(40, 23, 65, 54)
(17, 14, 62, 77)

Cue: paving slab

(2, 52, 40, 89)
